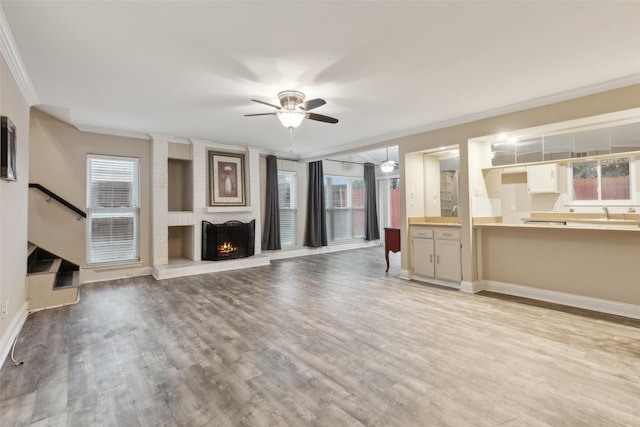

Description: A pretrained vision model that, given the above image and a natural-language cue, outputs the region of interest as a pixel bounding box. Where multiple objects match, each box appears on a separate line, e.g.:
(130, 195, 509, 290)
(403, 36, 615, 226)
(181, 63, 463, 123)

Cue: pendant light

(380, 147, 397, 173)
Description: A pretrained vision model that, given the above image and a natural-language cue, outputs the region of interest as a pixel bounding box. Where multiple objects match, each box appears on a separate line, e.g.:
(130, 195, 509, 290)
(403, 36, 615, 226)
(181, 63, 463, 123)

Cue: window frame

(86, 154, 141, 267)
(567, 156, 636, 206)
(277, 170, 297, 248)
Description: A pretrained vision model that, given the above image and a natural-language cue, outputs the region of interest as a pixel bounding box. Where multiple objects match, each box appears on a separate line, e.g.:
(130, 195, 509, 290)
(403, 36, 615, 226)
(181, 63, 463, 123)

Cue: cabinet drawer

(411, 227, 434, 239)
(435, 228, 460, 241)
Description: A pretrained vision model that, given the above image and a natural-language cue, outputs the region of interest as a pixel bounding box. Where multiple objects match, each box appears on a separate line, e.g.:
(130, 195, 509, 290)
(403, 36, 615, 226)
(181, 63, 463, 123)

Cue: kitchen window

(86, 155, 140, 266)
(569, 156, 635, 204)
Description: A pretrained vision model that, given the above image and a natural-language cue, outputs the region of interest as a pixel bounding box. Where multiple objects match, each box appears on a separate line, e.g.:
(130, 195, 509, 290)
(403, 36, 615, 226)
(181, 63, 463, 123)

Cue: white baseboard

(28, 293, 80, 314)
(460, 280, 485, 293)
(481, 280, 640, 320)
(0, 301, 28, 370)
(80, 266, 153, 284)
(266, 240, 381, 261)
(410, 274, 461, 290)
(399, 269, 411, 280)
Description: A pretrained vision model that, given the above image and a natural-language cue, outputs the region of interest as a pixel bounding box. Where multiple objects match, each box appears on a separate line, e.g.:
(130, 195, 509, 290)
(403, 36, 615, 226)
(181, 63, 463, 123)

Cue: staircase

(26, 243, 80, 312)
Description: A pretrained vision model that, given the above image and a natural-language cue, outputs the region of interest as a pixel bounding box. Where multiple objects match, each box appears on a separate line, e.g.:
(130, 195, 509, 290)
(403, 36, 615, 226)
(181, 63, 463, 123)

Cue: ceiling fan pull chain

(289, 128, 294, 153)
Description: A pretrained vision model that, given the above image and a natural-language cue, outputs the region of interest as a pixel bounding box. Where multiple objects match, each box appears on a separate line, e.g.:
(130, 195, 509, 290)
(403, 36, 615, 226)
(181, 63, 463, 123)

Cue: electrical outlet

(1, 300, 7, 319)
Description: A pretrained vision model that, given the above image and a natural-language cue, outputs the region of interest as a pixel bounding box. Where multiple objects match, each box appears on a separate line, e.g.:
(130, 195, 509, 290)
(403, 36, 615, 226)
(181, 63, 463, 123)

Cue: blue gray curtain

(364, 162, 380, 240)
(303, 160, 327, 247)
(262, 155, 281, 250)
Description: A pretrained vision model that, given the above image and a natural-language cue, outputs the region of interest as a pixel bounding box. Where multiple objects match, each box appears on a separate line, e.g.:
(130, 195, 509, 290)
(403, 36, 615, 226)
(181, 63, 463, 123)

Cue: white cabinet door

(412, 237, 435, 278)
(527, 164, 558, 194)
(435, 239, 461, 282)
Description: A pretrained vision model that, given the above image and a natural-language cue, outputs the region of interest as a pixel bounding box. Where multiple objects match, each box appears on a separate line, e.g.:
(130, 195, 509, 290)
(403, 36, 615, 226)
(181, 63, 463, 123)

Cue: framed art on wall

(209, 152, 245, 206)
(1, 116, 17, 181)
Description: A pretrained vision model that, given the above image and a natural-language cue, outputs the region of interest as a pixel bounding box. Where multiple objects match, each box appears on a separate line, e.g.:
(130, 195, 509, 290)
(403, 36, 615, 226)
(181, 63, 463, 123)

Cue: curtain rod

(324, 159, 370, 166)
(260, 155, 374, 166)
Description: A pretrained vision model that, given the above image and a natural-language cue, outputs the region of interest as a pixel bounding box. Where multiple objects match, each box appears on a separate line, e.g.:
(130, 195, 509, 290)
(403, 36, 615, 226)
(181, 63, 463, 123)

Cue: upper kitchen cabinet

(516, 137, 543, 164)
(527, 163, 558, 194)
(491, 121, 640, 167)
(610, 122, 640, 153)
(543, 133, 574, 161)
(573, 127, 610, 157)
(491, 140, 516, 166)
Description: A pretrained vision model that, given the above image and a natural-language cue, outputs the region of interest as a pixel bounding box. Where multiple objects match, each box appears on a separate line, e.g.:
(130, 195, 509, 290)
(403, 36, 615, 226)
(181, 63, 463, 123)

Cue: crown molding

(147, 133, 191, 144)
(0, 5, 39, 106)
(301, 74, 640, 161)
(189, 139, 251, 153)
(74, 124, 150, 140)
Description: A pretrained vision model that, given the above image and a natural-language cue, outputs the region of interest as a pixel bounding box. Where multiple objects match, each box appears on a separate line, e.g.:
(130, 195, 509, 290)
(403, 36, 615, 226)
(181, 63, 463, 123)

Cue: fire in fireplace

(202, 219, 255, 261)
(217, 241, 238, 257)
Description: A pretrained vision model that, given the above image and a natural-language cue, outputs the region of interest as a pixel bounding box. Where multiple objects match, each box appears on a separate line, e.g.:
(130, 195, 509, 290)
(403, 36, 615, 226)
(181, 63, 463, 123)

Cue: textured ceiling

(2, 1, 640, 158)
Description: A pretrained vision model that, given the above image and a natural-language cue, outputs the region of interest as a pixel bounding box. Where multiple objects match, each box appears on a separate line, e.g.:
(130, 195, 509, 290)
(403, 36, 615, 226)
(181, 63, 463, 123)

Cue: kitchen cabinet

(412, 233, 435, 278)
(434, 228, 461, 282)
(527, 163, 558, 194)
(411, 226, 461, 284)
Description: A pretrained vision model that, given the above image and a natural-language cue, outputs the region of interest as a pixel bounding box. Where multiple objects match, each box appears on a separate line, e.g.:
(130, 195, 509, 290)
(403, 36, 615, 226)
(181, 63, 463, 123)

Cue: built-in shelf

(168, 158, 193, 211)
(168, 226, 194, 260)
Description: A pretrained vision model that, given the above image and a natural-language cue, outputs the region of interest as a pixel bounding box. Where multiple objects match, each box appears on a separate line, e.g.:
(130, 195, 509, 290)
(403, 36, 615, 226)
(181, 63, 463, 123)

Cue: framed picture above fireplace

(209, 151, 245, 206)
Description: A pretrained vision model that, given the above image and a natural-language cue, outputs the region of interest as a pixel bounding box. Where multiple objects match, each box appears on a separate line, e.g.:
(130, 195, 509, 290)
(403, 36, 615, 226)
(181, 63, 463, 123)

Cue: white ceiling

(2, 1, 640, 159)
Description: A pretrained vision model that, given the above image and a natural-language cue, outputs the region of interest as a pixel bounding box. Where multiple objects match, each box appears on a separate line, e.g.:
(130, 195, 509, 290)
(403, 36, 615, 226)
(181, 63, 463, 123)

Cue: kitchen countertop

(474, 220, 640, 232)
(410, 222, 462, 227)
(409, 217, 461, 227)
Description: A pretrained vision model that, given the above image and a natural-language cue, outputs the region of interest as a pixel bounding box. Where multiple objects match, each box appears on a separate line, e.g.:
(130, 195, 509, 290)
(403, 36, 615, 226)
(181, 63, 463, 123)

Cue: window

(87, 155, 140, 266)
(570, 157, 633, 204)
(278, 171, 296, 247)
(324, 176, 365, 242)
(378, 177, 401, 229)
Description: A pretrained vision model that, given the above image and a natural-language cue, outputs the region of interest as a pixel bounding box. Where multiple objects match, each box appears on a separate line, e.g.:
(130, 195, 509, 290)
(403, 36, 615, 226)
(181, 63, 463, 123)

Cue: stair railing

(29, 183, 86, 220)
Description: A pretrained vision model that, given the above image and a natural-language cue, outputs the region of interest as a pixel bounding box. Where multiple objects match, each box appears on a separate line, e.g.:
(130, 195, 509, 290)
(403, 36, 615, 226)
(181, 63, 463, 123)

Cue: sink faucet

(452, 205, 458, 217)
(603, 206, 609, 220)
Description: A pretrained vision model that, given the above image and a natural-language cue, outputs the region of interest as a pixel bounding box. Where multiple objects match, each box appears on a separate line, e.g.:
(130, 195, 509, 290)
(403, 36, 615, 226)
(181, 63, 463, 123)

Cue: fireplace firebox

(202, 220, 255, 261)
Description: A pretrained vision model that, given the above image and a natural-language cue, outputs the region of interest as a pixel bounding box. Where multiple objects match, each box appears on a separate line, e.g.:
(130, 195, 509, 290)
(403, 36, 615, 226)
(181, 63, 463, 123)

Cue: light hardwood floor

(1, 247, 639, 426)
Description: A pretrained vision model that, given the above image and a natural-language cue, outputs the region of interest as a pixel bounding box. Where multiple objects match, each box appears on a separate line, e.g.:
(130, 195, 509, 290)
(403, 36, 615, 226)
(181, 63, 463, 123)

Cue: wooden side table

(384, 227, 400, 272)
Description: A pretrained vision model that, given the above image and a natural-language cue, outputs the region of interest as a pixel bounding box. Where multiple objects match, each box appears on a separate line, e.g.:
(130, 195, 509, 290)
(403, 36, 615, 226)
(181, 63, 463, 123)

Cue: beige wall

(0, 54, 31, 354)
(29, 108, 152, 268)
(397, 84, 640, 285)
(480, 226, 640, 305)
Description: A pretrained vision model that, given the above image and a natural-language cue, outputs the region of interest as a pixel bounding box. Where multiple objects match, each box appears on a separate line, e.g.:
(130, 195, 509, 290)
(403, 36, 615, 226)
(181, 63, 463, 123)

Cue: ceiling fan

(245, 90, 339, 129)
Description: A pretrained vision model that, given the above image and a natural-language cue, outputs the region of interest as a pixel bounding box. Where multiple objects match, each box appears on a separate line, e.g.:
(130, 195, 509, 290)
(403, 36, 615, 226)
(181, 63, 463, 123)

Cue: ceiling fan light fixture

(380, 146, 397, 173)
(278, 111, 306, 129)
(380, 159, 397, 173)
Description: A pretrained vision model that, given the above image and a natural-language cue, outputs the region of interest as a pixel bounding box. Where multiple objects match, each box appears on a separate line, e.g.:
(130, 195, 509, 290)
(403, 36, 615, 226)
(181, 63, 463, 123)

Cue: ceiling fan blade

(298, 98, 326, 111)
(250, 99, 281, 110)
(307, 113, 338, 124)
(244, 113, 278, 117)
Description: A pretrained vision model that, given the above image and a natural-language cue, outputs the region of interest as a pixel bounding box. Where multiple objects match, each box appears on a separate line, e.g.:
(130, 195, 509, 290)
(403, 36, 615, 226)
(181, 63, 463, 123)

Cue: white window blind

(278, 171, 296, 247)
(86, 155, 140, 266)
(324, 176, 365, 242)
